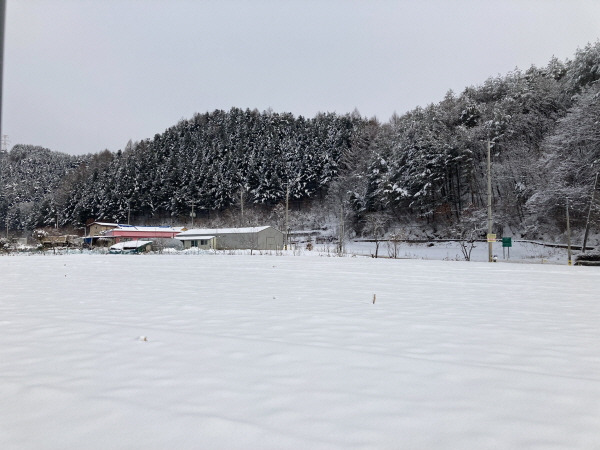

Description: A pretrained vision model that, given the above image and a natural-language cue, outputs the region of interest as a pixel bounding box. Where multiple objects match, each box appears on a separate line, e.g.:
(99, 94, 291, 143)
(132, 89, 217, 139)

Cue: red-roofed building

(105, 226, 186, 243)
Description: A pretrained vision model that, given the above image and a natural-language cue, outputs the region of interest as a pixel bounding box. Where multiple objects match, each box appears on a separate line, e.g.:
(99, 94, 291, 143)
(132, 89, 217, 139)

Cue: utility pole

(582, 172, 599, 253)
(338, 203, 345, 255)
(0, 0, 5, 152)
(566, 197, 572, 266)
(240, 188, 244, 227)
(285, 184, 289, 250)
(190, 200, 195, 228)
(487, 141, 493, 262)
(0, 0, 6, 242)
(127, 200, 131, 225)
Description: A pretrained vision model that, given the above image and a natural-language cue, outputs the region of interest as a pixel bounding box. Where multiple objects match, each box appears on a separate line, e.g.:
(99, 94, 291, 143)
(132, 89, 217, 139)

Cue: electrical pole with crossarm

(1, 1, 6, 239)
(0, 0, 5, 146)
(487, 141, 494, 262)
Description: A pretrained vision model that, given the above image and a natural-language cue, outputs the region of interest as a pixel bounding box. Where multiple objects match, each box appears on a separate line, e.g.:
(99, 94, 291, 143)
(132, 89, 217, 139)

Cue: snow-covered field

(337, 239, 571, 264)
(1, 253, 599, 449)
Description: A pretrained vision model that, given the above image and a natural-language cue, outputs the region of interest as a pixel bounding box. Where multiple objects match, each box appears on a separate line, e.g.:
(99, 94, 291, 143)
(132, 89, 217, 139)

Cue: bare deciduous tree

(364, 212, 389, 258)
(451, 208, 486, 261)
(387, 229, 405, 259)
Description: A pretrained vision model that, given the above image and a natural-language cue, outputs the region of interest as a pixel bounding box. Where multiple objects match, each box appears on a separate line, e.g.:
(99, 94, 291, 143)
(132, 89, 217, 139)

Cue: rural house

(176, 226, 283, 250)
(86, 221, 121, 237)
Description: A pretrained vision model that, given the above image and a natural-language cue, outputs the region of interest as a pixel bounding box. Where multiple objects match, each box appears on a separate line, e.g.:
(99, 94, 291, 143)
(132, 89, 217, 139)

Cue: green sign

(502, 237, 512, 248)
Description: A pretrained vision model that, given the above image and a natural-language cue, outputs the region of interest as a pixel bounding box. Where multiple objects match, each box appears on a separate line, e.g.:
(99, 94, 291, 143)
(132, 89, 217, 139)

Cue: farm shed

(87, 222, 121, 237)
(40, 235, 80, 248)
(176, 226, 283, 250)
(176, 235, 216, 250)
(109, 240, 153, 254)
(105, 225, 185, 243)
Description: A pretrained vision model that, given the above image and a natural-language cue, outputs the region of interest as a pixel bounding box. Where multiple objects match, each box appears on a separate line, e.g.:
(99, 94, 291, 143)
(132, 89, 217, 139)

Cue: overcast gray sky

(4, 0, 600, 155)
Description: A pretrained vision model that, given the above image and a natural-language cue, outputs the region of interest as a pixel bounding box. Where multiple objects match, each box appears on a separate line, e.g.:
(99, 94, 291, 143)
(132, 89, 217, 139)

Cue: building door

(266, 237, 275, 250)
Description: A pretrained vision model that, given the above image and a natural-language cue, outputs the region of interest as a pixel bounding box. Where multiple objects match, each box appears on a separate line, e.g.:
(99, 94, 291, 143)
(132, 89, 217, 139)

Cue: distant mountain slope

(2, 42, 599, 241)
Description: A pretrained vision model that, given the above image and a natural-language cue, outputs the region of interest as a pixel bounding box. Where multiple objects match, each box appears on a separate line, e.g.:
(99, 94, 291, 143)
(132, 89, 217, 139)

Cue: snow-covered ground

(1, 253, 599, 449)
(331, 239, 571, 264)
(174, 239, 573, 264)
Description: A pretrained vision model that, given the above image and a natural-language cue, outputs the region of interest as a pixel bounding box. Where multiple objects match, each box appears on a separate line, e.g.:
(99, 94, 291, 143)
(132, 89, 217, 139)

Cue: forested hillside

(1, 42, 599, 241)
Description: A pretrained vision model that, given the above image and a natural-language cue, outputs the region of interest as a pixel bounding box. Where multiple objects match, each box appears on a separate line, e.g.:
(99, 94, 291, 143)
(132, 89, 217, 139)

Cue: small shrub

(575, 251, 600, 262)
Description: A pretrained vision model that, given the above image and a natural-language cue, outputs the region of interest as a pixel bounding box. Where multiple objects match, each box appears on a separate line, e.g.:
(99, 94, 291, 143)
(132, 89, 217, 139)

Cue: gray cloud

(4, 0, 600, 154)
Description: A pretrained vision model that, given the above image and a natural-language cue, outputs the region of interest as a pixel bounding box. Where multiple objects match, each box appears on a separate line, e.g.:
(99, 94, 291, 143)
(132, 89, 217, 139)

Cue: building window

(190, 240, 198, 247)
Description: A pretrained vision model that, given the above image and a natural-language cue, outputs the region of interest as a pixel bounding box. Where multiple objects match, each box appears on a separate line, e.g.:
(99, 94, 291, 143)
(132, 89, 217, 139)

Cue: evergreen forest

(1, 42, 600, 241)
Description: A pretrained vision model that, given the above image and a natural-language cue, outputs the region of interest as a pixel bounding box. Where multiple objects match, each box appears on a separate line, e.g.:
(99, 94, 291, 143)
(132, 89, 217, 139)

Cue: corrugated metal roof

(92, 222, 120, 227)
(109, 240, 153, 250)
(112, 226, 185, 233)
(176, 235, 215, 241)
(177, 226, 272, 237)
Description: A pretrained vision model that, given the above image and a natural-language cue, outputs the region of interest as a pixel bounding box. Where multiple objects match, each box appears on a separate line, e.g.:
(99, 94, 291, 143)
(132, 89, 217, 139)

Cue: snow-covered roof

(109, 240, 153, 250)
(91, 222, 120, 227)
(176, 226, 272, 237)
(176, 235, 215, 241)
(112, 226, 185, 233)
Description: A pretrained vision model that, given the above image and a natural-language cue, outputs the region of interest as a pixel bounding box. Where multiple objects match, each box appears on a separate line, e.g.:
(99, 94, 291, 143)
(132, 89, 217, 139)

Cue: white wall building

(176, 226, 283, 250)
